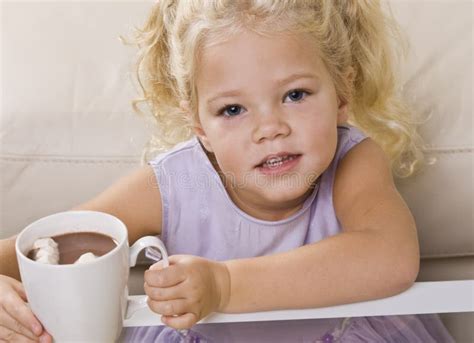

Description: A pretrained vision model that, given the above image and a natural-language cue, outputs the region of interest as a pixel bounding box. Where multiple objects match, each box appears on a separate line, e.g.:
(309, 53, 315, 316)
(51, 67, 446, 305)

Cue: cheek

(309, 125, 338, 164)
(204, 122, 248, 168)
(205, 136, 243, 174)
(305, 96, 339, 146)
(199, 120, 227, 151)
(214, 146, 243, 174)
(324, 132, 339, 164)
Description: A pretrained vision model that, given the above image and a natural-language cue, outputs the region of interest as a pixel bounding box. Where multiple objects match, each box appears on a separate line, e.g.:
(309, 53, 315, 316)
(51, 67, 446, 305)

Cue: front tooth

(264, 158, 285, 168)
(267, 157, 283, 164)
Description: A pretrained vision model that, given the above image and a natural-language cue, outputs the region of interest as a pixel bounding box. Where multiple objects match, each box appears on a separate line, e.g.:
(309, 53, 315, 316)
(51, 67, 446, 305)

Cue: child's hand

(0, 275, 53, 342)
(144, 255, 230, 330)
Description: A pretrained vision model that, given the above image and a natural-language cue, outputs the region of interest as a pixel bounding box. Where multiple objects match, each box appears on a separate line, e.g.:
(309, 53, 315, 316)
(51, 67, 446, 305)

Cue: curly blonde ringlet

(123, 0, 425, 178)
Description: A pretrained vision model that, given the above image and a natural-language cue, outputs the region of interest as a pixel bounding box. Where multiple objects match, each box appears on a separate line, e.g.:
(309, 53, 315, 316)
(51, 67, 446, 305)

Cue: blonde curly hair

(123, 0, 425, 178)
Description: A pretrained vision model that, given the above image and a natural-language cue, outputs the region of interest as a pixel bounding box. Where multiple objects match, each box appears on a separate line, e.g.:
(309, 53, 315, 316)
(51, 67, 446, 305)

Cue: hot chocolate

(28, 232, 117, 264)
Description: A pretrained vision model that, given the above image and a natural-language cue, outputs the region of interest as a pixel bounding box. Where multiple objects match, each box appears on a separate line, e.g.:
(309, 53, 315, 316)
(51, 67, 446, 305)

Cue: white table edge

(123, 279, 474, 327)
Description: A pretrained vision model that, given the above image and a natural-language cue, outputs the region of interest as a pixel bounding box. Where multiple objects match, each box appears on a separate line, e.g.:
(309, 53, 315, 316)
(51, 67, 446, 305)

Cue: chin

(260, 184, 312, 205)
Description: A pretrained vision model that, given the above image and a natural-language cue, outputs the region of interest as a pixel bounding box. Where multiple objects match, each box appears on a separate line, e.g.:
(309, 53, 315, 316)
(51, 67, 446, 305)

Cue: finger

(2, 294, 43, 337)
(161, 313, 198, 330)
(144, 280, 187, 301)
(147, 298, 189, 317)
(38, 331, 53, 343)
(145, 267, 186, 288)
(8, 280, 28, 303)
(0, 311, 37, 341)
(0, 325, 37, 343)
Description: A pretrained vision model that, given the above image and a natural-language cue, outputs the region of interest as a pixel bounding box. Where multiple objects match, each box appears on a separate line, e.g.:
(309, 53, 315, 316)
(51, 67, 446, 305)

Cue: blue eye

(216, 89, 310, 118)
(285, 89, 310, 102)
(218, 104, 243, 117)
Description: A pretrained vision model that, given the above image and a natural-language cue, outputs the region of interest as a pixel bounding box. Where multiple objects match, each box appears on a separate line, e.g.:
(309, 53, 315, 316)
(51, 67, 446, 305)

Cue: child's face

(189, 30, 348, 218)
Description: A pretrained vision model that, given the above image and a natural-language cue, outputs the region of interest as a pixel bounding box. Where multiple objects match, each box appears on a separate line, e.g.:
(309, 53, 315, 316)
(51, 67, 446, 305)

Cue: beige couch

(1, 1, 472, 341)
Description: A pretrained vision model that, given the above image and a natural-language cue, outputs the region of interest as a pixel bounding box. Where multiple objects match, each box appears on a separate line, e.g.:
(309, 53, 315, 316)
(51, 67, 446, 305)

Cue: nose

(251, 109, 291, 143)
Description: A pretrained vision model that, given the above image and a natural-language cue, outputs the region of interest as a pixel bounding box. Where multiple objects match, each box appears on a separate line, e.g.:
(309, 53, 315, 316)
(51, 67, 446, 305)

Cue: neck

(224, 178, 317, 222)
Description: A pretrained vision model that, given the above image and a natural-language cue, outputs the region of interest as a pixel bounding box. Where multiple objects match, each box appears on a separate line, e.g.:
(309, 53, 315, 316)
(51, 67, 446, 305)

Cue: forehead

(195, 30, 327, 94)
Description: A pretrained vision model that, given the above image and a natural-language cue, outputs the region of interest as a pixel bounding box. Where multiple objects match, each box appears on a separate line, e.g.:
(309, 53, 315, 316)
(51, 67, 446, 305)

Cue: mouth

(255, 153, 302, 169)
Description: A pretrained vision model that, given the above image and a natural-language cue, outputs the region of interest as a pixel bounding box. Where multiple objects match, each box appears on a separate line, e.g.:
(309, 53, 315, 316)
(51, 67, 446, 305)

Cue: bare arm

(220, 139, 420, 313)
(0, 235, 20, 280)
(0, 165, 163, 280)
(72, 165, 163, 245)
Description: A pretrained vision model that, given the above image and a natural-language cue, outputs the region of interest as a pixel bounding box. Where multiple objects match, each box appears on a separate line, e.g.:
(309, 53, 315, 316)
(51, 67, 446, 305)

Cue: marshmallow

(33, 237, 58, 250)
(74, 252, 98, 264)
(31, 238, 59, 265)
(35, 254, 59, 264)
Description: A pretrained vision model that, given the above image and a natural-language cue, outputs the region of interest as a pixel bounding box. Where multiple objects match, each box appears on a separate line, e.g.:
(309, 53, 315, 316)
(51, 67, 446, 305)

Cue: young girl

(0, 0, 456, 342)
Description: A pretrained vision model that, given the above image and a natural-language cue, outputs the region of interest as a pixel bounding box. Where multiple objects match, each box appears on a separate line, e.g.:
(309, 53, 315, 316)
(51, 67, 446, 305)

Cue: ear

(336, 98, 349, 125)
(336, 67, 354, 125)
(179, 100, 214, 152)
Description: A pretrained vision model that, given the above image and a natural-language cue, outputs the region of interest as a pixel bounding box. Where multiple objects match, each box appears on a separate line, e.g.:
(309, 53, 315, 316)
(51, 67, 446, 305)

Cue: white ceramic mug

(15, 210, 168, 342)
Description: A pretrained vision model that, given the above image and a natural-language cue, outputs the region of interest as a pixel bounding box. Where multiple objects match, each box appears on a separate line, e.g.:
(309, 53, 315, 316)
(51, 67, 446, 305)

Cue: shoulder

(335, 125, 368, 161)
(318, 125, 368, 182)
(148, 138, 199, 167)
(147, 137, 201, 191)
(335, 137, 393, 190)
(147, 137, 209, 197)
(333, 137, 411, 232)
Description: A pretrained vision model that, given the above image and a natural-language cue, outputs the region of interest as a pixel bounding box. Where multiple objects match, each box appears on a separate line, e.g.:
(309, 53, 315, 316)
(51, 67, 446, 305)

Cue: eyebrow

(206, 72, 319, 106)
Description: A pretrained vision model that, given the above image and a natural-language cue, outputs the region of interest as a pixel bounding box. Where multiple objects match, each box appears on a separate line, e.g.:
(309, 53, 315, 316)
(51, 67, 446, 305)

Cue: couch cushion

(390, 0, 473, 258)
(1, 1, 472, 259)
(1, 1, 150, 237)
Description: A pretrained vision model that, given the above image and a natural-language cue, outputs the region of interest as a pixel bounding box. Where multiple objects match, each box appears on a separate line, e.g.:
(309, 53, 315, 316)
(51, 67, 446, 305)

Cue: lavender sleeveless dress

(121, 126, 454, 342)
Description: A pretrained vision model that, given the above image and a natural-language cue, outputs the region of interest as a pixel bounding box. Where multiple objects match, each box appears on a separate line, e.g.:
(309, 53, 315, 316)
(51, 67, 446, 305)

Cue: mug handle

(125, 236, 169, 319)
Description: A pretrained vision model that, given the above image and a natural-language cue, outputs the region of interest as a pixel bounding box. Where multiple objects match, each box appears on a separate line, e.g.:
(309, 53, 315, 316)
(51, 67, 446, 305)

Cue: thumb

(149, 260, 167, 271)
(151, 254, 188, 270)
(149, 254, 189, 271)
